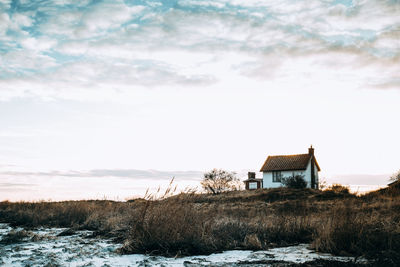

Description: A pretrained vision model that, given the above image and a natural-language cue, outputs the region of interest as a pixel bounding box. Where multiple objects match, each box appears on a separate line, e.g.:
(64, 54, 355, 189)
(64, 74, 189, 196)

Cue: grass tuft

(0, 230, 32, 244)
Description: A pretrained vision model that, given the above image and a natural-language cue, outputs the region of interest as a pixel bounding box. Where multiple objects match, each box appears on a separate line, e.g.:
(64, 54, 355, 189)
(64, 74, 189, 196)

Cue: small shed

(243, 172, 263, 190)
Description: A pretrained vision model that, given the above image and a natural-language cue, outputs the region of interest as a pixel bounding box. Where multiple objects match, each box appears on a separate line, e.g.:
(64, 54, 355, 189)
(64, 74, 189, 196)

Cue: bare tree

(201, 169, 240, 194)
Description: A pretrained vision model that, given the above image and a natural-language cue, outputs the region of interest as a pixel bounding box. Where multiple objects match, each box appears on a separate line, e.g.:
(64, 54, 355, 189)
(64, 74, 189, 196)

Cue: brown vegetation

(0, 230, 33, 244)
(0, 185, 399, 265)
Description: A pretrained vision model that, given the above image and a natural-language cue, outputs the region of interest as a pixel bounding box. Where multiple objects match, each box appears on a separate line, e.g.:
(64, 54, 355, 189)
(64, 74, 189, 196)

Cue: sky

(0, 0, 399, 201)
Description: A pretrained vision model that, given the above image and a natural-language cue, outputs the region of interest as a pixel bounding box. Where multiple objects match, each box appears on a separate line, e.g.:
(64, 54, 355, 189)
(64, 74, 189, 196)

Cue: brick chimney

(248, 172, 256, 179)
(308, 145, 314, 156)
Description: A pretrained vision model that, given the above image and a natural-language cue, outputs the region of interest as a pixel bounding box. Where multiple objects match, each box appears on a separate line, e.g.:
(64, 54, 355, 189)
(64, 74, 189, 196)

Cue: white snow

(0, 223, 367, 266)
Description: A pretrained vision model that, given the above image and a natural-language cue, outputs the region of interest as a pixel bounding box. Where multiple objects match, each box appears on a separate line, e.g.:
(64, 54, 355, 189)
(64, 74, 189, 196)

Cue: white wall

(262, 158, 319, 188)
(263, 169, 306, 188)
(314, 163, 319, 189)
(303, 159, 312, 186)
(304, 159, 320, 188)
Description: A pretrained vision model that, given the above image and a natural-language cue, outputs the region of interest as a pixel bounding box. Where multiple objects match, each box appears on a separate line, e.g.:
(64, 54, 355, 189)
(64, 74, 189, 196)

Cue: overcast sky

(0, 0, 399, 200)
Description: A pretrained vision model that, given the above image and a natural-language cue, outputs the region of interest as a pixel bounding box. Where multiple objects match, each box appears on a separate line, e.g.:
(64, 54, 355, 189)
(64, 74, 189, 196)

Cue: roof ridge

(269, 153, 309, 157)
(260, 153, 313, 172)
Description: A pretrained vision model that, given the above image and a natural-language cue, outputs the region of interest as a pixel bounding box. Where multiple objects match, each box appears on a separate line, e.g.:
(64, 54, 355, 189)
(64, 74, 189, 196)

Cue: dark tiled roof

(260, 153, 321, 172)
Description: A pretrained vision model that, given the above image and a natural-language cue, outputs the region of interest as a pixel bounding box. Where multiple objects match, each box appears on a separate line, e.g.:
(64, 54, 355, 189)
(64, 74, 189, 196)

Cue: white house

(259, 146, 320, 189)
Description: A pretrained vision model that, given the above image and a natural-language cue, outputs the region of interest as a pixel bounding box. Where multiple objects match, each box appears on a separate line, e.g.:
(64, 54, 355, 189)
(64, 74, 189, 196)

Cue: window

(272, 171, 282, 182)
(249, 182, 258, 189)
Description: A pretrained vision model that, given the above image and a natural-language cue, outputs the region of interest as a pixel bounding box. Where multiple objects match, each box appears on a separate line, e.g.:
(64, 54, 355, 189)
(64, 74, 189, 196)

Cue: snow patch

(0, 223, 367, 266)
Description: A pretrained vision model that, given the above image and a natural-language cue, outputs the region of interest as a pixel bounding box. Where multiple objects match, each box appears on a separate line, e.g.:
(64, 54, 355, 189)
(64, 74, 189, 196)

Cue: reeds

(0, 229, 33, 244)
(0, 184, 399, 263)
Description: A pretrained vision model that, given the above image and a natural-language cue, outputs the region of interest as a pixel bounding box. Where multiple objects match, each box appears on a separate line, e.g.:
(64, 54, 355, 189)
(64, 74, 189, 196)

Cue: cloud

(0, 49, 57, 75)
(0, 183, 36, 188)
(0, 168, 204, 201)
(368, 78, 400, 90)
(0, 169, 203, 181)
(330, 174, 391, 185)
(0, 0, 11, 10)
(11, 12, 33, 27)
(74, 2, 145, 38)
(0, 11, 10, 35)
(0, 0, 399, 101)
(20, 37, 57, 51)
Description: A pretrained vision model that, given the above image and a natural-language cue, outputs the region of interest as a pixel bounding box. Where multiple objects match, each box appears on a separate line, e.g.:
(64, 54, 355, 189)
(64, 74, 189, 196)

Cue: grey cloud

(0, 182, 37, 193)
(0, 183, 36, 187)
(330, 174, 391, 185)
(30, 59, 217, 89)
(0, 164, 17, 168)
(0, 169, 203, 181)
(368, 79, 400, 90)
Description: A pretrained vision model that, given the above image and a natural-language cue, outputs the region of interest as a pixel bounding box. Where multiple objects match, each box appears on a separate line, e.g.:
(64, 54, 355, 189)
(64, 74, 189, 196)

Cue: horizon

(1, 0, 399, 201)
(0, 167, 392, 202)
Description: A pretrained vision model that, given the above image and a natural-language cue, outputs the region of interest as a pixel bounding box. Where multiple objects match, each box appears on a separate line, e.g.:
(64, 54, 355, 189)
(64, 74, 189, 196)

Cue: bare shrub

(201, 169, 240, 194)
(326, 184, 350, 194)
(282, 175, 307, 189)
(318, 178, 328, 190)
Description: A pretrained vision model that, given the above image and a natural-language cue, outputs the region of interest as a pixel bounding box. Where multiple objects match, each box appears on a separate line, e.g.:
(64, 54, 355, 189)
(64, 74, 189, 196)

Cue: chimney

(308, 145, 314, 156)
(248, 172, 256, 179)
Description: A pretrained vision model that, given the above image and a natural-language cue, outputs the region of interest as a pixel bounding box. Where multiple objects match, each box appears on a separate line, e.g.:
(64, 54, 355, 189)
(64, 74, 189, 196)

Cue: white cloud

(40, 10, 83, 37)
(372, 29, 400, 51)
(178, 0, 226, 8)
(20, 37, 57, 51)
(52, 0, 91, 6)
(57, 40, 88, 55)
(1, 49, 56, 71)
(0, 12, 10, 35)
(12, 13, 33, 27)
(74, 2, 145, 38)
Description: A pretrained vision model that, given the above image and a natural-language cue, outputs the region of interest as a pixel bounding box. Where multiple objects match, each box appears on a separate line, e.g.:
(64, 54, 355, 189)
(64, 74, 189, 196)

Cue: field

(0, 183, 399, 266)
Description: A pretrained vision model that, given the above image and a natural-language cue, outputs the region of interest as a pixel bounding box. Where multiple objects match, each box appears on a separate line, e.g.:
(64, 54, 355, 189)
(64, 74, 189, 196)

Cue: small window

(272, 171, 282, 182)
(249, 182, 258, 189)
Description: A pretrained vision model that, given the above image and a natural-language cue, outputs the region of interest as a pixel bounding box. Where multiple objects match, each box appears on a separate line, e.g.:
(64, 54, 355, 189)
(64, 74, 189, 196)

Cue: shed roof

(260, 153, 321, 172)
(243, 178, 263, 182)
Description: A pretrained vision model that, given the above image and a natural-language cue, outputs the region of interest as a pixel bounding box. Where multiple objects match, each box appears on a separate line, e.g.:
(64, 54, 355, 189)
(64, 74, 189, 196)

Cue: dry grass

(0, 200, 133, 241)
(0, 185, 399, 264)
(119, 186, 400, 263)
(0, 230, 33, 244)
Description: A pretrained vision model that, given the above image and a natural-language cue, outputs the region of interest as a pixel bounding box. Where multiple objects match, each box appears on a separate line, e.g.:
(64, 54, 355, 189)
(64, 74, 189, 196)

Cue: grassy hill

(0, 185, 399, 265)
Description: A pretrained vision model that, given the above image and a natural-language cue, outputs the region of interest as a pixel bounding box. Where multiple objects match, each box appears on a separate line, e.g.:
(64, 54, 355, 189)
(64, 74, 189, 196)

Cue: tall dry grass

(1, 185, 399, 264)
(0, 200, 133, 240)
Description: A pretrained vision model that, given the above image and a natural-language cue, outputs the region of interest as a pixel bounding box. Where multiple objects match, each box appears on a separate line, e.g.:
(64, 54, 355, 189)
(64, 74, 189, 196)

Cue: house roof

(260, 153, 321, 172)
(243, 178, 263, 182)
